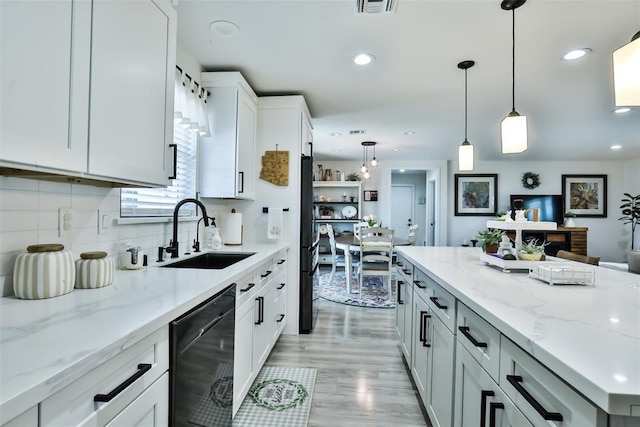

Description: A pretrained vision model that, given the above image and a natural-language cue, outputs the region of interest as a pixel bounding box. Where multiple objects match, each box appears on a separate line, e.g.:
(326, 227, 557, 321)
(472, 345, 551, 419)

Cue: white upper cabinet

(0, 0, 176, 187)
(199, 72, 257, 199)
(301, 109, 313, 157)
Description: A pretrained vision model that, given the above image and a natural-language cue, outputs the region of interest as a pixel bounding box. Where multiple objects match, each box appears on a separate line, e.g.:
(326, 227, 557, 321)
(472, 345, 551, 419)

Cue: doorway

(391, 170, 427, 246)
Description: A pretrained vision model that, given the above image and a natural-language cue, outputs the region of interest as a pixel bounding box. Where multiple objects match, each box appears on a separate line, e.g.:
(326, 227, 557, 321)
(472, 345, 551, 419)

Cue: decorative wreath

(521, 172, 540, 189)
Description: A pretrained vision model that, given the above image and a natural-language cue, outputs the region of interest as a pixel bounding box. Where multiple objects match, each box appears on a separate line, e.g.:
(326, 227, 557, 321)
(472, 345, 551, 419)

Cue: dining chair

(353, 221, 368, 240)
(555, 250, 600, 266)
(407, 224, 419, 246)
(326, 224, 358, 286)
(358, 227, 394, 299)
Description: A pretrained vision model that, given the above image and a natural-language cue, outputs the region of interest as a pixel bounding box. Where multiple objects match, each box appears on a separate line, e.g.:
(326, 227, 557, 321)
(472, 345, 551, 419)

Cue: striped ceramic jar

(13, 250, 75, 299)
(75, 257, 115, 289)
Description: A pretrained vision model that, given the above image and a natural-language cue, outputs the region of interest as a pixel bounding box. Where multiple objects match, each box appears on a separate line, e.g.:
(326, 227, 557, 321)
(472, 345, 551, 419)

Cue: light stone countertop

(396, 246, 640, 417)
(0, 242, 288, 424)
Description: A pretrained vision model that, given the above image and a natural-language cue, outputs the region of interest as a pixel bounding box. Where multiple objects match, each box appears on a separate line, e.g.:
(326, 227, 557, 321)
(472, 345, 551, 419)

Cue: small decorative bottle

(211, 227, 222, 249)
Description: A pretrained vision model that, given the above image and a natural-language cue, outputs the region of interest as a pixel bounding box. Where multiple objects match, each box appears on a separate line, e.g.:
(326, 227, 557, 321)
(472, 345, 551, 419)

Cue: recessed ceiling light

(403, 131, 416, 135)
(609, 317, 620, 323)
(353, 53, 375, 65)
(563, 48, 591, 60)
(614, 107, 631, 114)
(392, 148, 400, 152)
(331, 149, 342, 152)
(210, 20, 240, 37)
(610, 144, 622, 150)
(330, 132, 342, 136)
(399, 169, 406, 172)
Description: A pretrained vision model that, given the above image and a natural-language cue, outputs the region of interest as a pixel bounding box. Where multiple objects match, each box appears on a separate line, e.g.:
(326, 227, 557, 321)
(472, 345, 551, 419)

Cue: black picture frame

(561, 174, 607, 217)
(364, 190, 378, 202)
(454, 174, 498, 216)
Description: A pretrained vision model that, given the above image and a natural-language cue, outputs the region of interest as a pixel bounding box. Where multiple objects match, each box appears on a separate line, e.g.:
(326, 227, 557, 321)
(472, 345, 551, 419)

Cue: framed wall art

(454, 174, 498, 216)
(562, 174, 607, 217)
(364, 190, 378, 202)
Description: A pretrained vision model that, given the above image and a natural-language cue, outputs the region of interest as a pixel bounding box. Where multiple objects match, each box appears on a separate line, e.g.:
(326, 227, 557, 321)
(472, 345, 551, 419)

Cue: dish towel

(267, 208, 283, 240)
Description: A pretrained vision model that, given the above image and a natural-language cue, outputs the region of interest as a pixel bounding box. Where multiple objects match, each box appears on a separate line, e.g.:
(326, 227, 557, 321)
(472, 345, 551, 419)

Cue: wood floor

(265, 298, 431, 426)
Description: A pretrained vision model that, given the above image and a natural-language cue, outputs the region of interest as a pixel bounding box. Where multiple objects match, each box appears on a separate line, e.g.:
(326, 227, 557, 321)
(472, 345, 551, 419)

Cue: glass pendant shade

(360, 163, 368, 173)
(501, 112, 528, 154)
(363, 170, 371, 180)
(370, 157, 378, 167)
(613, 33, 640, 107)
(458, 141, 474, 171)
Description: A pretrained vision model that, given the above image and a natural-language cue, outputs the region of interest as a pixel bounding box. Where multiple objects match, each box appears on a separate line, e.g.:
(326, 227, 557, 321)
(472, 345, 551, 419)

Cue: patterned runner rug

(317, 271, 396, 309)
(233, 366, 317, 427)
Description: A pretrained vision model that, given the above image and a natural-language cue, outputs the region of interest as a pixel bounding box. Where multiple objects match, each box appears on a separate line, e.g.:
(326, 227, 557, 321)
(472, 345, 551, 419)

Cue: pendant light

(361, 141, 377, 179)
(370, 143, 379, 167)
(458, 60, 475, 171)
(613, 30, 640, 107)
(500, 0, 528, 154)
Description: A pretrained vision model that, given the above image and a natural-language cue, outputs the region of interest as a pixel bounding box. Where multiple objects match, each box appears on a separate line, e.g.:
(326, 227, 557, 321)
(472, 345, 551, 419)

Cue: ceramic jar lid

(80, 251, 108, 259)
(27, 243, 64, 253)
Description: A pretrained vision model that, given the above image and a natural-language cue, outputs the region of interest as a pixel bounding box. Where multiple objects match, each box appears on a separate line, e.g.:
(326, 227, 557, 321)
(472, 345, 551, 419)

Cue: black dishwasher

(170, 284, 235, 426)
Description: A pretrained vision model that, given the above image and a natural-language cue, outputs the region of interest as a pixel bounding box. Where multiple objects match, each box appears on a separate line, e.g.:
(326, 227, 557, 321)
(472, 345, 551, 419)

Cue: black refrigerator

(299, 154, 319, 333)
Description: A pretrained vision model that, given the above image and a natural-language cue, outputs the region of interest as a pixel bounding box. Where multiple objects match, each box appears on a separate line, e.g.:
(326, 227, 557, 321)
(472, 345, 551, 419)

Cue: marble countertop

(396, 246, 640, 417)
(0, 242, 288, 424)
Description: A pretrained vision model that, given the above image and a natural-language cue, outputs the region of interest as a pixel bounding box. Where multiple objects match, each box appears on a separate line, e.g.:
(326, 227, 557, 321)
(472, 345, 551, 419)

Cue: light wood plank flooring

(265, 298, 431, 426)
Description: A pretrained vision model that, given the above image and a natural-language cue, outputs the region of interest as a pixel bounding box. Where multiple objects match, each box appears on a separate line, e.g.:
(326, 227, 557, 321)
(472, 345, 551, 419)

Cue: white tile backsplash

(0, 177, 198, 297)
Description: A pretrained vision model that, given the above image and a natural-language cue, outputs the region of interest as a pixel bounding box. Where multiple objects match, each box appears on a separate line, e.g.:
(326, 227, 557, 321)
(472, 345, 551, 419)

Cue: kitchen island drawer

(40, 326, 168, 426)
(396, 254, 414, 283)
(500, 337, 606, 427)
(457, 302, 500, 382)
(414, 268, 456, 332)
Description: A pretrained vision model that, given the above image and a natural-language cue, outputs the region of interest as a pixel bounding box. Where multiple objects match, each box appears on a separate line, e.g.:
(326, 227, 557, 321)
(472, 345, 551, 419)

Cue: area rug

(317, 271, 396, 309)
(233, 366, 317, 427)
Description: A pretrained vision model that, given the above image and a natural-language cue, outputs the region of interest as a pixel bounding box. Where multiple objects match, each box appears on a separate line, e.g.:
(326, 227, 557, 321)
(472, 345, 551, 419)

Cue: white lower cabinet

(2, 406, 37, 427)
(455, 345, 532, 427)
(40, 326, 169, 427)
(411, 293, 430, 398)
(425, 305, 455, 427)
(395, 254, 414, 363)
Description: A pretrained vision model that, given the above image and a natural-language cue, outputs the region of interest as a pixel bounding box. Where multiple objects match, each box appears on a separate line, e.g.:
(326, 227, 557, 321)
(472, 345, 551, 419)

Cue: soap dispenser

(211, 227, 222, 249)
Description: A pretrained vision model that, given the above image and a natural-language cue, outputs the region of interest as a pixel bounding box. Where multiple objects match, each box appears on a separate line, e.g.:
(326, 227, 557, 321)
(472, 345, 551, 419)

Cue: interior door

(390, 185, 414, 240)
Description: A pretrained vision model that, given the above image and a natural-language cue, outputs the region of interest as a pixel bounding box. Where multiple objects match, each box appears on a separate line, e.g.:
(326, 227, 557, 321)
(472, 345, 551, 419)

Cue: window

(120, 126, 198, 217)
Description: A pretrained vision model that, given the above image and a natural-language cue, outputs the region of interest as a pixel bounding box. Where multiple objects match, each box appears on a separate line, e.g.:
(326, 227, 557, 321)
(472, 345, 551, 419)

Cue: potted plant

(564, 211, 576, 227)
(346, 173, 361, 182)
(475, 229, 506, 253)
(619, 193, 640, 273)
(518, 239, 548, 261)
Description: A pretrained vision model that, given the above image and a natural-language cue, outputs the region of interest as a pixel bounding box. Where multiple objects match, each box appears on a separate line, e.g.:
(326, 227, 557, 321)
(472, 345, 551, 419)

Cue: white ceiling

(175, 0, 640, 163)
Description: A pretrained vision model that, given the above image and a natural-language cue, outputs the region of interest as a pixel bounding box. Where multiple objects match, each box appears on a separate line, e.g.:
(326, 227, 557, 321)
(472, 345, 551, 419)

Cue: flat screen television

(509, 194, 564, 225)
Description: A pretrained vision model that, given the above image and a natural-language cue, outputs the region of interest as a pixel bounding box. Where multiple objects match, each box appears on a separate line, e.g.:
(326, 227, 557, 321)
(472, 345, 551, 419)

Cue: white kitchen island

(0, 242, 288, 426)
(396, 246, 640, 426)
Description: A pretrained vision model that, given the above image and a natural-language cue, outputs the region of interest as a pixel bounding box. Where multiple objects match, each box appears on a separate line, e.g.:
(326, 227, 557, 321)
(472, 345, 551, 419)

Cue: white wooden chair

(326, 224, 358, 287)
(407, 224, 419, 245)
(358, 227, 394, 299)
(353, 221, 368, 240)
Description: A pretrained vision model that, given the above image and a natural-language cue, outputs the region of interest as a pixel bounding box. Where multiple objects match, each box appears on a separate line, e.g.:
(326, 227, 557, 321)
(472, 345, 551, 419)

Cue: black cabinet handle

(94, 363, 152, 402)
(413, 280, 426, 289)
(480, 390, 495, 427)
(430, 296, 448, 310)
(403, 269, 411, 275)
(240, 283, 255, 293)
(277, 314, 285, 322)
(255, 296, 264, 325)
(458, 326, 488, 348)
(277, 283, 285, 290)
(277, 259, 286, 265)
(397, 261, 404, 267)
(506, 375, 563, 421)
(168, 144, 177, 179)
(261, 270, 272, 278)
(489, 402, 505, 427)
(419, 311, 431, 347)
(397, 281, 404, 304)
(238, 171, 244, 193)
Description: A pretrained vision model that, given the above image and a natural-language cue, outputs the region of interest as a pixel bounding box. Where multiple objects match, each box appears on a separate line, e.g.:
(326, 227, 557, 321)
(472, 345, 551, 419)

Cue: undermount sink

(161, 252, 255, 269)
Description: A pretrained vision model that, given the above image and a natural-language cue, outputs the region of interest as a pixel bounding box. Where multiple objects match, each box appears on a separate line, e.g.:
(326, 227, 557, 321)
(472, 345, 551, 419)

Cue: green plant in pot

(518, 239, 548, 261)
(475, 229, 506, 253)
(619, 193, 640, 273)
(564, 211, 576, 227)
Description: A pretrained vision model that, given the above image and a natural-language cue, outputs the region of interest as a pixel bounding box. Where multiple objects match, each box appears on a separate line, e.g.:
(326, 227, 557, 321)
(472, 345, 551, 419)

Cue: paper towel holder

(262, 207, 290, 213)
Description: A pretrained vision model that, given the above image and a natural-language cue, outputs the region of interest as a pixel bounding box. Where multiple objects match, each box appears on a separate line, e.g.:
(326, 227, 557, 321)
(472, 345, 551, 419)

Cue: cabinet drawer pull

(277, 259, 286, 265)
(419, 311, 431, 347)
(238, 171, 244, 193)
(240, 283, 255, 293)
(403, 269, 411, 275)
(458, 326, 488, 348)
(277, 314, 285, 322)
(429, 296, 448, 310)
(489, 402, 504, 427)
(94, 363, 152, 403)
(397, 261, 404, 267)
(255, 296, 264, 325)
(168, 144, 177, 179)
(506, 375, 563, 421)
(397, 281, 404, 304)
(261, 270, 272, 278)
(277, 283, 285, 290)
(480, 390, 495, 427)
(413, 280, 426, 289)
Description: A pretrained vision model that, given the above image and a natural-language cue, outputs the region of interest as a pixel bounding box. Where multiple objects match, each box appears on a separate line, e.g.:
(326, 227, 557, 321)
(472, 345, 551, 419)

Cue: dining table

(335, 235, 410, 293)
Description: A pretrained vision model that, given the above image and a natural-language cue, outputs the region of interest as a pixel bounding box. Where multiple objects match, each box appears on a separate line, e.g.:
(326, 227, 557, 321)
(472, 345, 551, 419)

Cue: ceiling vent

(356, 0, 397, 14)
(349, 130, 366, 135)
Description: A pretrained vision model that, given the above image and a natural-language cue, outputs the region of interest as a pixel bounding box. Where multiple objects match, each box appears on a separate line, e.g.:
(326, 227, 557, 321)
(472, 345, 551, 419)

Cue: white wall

(448, 160, 630, 262)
